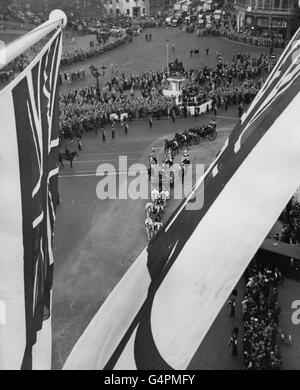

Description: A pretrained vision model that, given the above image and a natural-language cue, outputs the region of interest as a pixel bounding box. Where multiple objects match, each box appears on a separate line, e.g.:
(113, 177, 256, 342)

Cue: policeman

(124, 121, 129, 135)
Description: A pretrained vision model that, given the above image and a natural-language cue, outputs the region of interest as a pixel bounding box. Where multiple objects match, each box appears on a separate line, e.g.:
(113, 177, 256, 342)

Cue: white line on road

(59, 174, 97, 178)
(215, 115, 239, 120)
(67, 148, 164, 158)
(59, 170, 149, 178)
(121, 61, 134, 66)
(73, 156, 145, 164)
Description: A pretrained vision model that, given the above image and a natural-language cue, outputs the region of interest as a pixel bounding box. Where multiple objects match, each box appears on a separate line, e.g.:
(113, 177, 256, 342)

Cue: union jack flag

(0, 29, 62, 370)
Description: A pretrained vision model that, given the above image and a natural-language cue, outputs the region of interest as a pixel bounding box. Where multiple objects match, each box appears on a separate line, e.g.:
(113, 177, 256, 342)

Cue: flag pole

(0, 9, 67, 71)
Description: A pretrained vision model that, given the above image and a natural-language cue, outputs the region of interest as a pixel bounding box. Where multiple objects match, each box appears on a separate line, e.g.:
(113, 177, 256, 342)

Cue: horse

(175, 133, 185, 150)
(153, 221, 162, 234)
(59, 149, 78, 168)
(149, 155, 158, 165)
(153, 202, 164, 219)
(165, 153, 173, 168)
(145, 202, 154, 218)
(148, 162, 158, 180)
(165, 144, 175, 160)
(160, 190, 170, 203)
(109, 112, 129, 123)
(165, 140, 179, 155)
(145, 217, 154, 241)
(184, 130, 192, 147)
(151, 188, 160, 202)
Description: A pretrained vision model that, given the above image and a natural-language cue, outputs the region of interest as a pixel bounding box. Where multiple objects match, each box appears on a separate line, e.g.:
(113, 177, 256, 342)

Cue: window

(143, 8, 145, 14)
(257, 16, 269, 26)
(257, 0, 263, 8)
(274, 0, 280, 8)
(127, 9, 130, 15)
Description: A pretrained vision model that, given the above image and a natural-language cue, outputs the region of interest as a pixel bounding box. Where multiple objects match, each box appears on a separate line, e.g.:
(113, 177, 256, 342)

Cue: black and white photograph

(0, 0, 299, 374)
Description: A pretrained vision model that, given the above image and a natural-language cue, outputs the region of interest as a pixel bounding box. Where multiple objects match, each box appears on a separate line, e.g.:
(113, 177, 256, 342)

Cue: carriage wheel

(208, 131, 217, 141)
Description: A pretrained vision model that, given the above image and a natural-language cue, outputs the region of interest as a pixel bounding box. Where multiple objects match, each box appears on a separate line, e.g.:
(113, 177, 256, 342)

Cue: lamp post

(166, 39, 169, 74)
(90, 65, 106, 100)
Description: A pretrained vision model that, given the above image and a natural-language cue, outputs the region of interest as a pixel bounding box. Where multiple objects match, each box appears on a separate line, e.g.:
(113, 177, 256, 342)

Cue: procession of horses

(58, 115, 218, 241)
(144, 119, 217, 241)
(164, 119, 217, 160)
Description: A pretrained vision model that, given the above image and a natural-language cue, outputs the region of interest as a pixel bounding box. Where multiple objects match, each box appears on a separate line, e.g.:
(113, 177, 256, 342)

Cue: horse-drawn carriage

(188, 121, 217, 143)
(164, 121, 217, 158)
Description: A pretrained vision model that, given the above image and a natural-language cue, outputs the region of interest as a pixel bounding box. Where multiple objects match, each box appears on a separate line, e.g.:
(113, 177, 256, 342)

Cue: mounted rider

(209, 119, 217, 130)
(165, 150, 173, 168)
(149, 148, 158, 165)
(145, 217, 154, 241)
(181, 150, 191, 165)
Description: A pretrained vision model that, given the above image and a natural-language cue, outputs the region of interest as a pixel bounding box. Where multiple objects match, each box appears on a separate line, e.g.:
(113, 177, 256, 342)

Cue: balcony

(235, 2, 297, 15)
(257, 6, 295, 13)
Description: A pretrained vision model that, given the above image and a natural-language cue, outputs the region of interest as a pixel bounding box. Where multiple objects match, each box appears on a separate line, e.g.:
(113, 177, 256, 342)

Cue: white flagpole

(0, 9, 67, 71)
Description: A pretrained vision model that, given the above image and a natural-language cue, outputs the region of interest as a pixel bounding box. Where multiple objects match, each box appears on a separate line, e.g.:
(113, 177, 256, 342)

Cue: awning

(260, 238, 300, 260)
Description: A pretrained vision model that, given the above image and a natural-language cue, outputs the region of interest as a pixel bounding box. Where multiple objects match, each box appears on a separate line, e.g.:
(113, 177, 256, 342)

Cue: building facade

(149, 0, 177, 13)
(234, 0, 300, 38)
(103, 0, 150, 17)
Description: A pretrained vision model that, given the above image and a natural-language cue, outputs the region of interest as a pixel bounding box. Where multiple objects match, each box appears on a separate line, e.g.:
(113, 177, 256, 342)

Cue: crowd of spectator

(278, 199, 300, 244)
(242, 261, 284, 370)
(198, 26, 286, 49)
(179, 52, 273, 109)
(59, 85, 173, 139)
(61, 34, 131, 66)
(0, 32, 132, 84)
(0, 54, 30, 83)
(59, 51, 277, 140)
